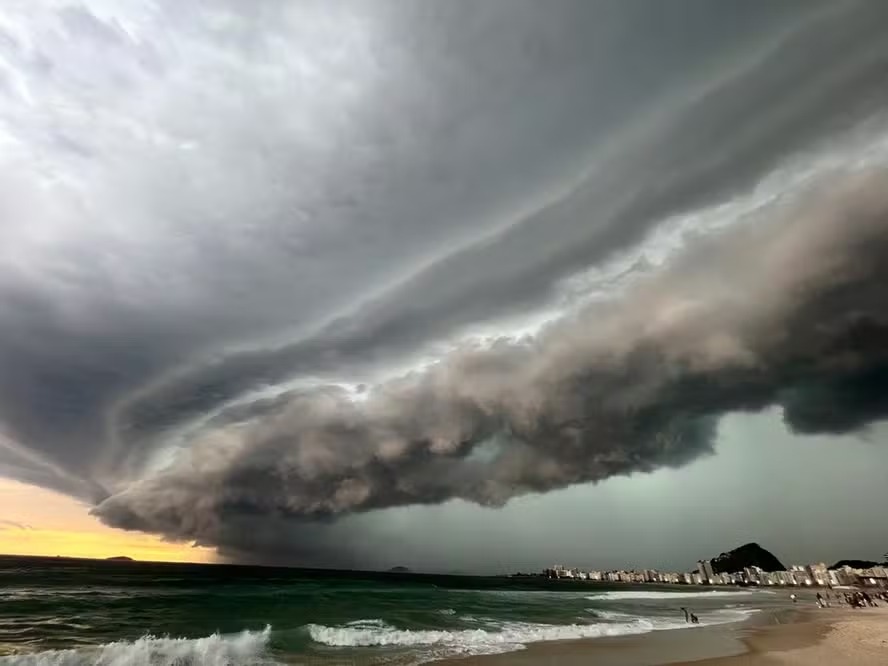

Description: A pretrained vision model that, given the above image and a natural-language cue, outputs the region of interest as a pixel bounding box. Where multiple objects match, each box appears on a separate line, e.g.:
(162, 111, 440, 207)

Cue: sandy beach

(685, 606, 888, 665)
(436, 606, 888, 666)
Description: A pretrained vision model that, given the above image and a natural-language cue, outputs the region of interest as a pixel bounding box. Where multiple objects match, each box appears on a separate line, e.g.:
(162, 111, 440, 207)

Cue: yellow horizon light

(0, 478, 214, 564)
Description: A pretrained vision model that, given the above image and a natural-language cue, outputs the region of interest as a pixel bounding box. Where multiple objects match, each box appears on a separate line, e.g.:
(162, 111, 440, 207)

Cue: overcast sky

(2, 0, 888, 571)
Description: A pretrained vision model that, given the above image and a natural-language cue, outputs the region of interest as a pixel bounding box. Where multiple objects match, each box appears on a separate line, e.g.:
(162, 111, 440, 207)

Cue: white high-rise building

(698, 559, 715, 582)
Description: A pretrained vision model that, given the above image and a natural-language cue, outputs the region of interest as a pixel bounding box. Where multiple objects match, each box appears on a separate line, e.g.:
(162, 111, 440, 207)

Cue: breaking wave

(307, 617, 653, 659)
(0, 627, 274, 666)
(586, 590, 755, 601)
(593, 608, 756, 625)
(306, 609, 755, 659)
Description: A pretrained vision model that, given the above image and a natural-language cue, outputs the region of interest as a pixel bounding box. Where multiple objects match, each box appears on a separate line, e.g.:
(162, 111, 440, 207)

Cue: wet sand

(683, 606, 888, 665)
(435, 606, 888, 666)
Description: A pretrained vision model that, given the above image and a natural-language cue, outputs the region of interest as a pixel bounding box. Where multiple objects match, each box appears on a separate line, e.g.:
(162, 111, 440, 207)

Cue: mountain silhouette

(710, 543, 785, 573)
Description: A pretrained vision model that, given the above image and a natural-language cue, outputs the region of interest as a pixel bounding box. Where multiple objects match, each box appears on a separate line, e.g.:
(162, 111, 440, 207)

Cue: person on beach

(816, 592, 824, 608)
(680, 607, 690, 623)
(690, 613, 700, 624)
(790, 593, 797, 603)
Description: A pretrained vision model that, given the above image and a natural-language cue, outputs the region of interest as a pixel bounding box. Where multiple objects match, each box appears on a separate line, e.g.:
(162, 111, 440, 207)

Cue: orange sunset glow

(0, 478, 214, 563)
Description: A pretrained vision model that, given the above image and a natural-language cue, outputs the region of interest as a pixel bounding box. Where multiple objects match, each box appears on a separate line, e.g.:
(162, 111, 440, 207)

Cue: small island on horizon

(105, 556, 134, 562)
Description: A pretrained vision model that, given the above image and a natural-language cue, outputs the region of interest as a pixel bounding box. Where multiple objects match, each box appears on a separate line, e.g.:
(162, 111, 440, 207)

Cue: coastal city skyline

(544, 561, 888, 589)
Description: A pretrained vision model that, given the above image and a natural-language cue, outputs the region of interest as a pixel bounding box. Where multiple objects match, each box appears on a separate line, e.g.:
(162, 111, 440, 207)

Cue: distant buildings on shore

(542, 561, 888, 588)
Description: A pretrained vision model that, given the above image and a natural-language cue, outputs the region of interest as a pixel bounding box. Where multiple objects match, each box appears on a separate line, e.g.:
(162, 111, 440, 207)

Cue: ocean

(0, 555, 786, 665)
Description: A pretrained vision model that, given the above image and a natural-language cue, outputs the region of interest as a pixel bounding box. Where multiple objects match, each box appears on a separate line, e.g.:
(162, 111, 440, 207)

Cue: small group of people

(842, 590, 883, 608)
(680, 606, 700, 624)
(792, 589, 887, 608)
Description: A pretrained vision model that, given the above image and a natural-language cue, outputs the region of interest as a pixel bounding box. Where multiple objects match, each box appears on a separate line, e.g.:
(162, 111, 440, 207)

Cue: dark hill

(710, 543, 785, 574)
(830, 560, 878, 570)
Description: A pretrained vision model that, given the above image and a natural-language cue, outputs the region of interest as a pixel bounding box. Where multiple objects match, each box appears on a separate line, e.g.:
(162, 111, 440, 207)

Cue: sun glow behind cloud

(0, 478, 213, 563)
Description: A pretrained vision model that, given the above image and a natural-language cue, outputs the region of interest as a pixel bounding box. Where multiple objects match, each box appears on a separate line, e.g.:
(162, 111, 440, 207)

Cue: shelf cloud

(2, 0, 888, 564)
(93, 172, 888, 549)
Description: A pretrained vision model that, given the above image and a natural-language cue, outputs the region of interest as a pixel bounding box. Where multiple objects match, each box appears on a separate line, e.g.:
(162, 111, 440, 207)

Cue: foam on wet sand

(435, 606, 888, 666)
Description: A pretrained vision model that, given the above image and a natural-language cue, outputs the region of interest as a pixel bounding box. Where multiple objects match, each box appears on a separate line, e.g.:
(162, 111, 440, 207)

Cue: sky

(1, 0, 888, 571)
(0, 478, 213, 562)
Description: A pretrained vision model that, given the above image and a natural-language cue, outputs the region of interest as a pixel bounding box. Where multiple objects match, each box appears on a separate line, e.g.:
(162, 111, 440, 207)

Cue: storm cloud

(93, 172, 888, 542)
(2, 0, 888, 564)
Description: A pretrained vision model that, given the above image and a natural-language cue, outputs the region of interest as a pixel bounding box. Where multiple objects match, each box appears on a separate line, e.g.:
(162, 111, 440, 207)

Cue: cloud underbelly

(94, 166, 888, 544)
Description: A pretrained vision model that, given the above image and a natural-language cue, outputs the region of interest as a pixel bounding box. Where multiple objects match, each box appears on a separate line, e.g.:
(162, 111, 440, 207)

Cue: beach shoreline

(678, 606, 888, 665)
(434, 606, 888, 666)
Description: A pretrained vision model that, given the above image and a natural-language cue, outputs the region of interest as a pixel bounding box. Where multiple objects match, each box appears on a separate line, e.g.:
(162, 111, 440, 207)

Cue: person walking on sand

(790, 593, 797, 603)
(816, 592, 824, 608)
(680, 607, 690, 623)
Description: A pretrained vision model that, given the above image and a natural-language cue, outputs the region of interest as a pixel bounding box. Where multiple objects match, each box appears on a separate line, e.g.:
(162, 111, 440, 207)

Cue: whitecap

(0, 626, 274, 666)
(306, 608, 755, 660)
(586, 590, 753, 601)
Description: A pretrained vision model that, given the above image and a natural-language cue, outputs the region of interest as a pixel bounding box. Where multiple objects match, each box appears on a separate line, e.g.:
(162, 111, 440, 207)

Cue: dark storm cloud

(94, 173, 888, 548)
(0, 430, 104, 500)
(2, 1, 888, 564)
(107, 0, 888, 464)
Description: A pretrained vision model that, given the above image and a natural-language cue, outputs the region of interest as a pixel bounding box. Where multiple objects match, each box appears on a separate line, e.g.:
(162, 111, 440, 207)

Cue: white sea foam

(308, 620, 653, 654)
(592, 609, 643, 621)
(586, 590, 755, 601)
(0, 627, 274, 666)
(306, 608, 755, 660)
(593, 608, 758, 627)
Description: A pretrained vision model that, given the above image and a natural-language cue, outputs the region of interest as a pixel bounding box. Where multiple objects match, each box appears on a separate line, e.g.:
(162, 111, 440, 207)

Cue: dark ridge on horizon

(710, 543, 786, 574)
(0, 553, 487, 580)
(830, 559, 888, 570)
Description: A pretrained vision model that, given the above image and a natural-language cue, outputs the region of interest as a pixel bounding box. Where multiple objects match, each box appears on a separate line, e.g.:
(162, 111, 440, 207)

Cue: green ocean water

(0, 555, 781, 665)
